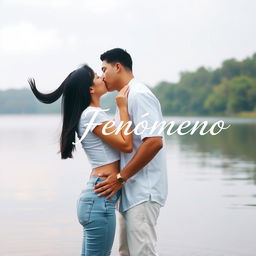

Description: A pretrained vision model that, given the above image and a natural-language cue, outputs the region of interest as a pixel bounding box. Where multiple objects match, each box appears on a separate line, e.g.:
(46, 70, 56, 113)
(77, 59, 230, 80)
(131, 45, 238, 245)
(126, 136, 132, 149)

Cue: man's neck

(118, 74, 134, 91)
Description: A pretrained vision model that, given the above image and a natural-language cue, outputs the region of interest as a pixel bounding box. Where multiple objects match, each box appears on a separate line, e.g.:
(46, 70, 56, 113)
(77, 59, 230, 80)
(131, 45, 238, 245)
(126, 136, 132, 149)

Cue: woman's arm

(93, 86, 133, 153)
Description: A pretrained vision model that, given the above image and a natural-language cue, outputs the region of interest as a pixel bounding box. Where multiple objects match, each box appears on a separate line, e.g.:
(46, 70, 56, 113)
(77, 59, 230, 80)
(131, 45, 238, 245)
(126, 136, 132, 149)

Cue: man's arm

(94, 136, 163, 199)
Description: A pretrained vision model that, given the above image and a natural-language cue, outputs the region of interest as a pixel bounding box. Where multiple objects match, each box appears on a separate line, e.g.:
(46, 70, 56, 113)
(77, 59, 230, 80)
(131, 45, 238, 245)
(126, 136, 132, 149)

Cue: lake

(0, 115, 255, 256)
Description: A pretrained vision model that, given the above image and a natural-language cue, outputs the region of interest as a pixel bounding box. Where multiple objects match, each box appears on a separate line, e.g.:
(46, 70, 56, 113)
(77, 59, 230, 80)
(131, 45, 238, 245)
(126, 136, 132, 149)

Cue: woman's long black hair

(28, 64, 94, 159)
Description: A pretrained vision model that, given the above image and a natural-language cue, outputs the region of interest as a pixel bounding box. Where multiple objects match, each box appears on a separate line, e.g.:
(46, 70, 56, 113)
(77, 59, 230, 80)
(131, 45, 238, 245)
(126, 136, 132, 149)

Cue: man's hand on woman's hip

(94, 173, 123, 199)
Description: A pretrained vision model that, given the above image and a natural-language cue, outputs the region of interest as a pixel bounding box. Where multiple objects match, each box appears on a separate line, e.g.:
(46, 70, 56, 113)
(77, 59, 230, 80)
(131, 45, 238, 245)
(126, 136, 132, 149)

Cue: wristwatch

(117, 173, 126, 185)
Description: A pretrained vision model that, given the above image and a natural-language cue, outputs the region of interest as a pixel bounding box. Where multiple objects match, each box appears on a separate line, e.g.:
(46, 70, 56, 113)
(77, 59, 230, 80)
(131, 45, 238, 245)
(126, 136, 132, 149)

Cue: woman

(28, 64, 133, 256)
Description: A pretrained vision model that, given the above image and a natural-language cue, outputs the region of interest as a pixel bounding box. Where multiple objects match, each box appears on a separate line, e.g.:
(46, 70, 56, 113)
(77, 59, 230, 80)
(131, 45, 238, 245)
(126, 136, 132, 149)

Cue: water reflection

(176, 123, 256, 161)
(172, 122, 256, 185)
(0, 115, 256, 256)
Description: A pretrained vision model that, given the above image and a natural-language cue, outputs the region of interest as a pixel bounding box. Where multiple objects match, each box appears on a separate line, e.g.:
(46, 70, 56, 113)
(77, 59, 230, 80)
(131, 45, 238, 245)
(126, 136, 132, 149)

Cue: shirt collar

(128, 77, 136, 87)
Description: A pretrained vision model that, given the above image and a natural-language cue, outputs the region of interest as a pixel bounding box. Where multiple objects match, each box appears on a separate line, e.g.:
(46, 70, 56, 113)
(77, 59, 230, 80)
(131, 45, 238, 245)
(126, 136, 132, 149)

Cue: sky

(0, 0, 255, 90)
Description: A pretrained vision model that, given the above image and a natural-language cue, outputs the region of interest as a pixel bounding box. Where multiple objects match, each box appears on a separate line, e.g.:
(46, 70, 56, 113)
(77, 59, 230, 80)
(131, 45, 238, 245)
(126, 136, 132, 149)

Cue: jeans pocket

(77, 198, 94, 226)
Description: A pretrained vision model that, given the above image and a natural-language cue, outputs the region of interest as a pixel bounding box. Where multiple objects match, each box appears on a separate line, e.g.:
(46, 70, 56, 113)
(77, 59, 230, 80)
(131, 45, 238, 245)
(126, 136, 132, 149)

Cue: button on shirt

(115, 78, 168, 212)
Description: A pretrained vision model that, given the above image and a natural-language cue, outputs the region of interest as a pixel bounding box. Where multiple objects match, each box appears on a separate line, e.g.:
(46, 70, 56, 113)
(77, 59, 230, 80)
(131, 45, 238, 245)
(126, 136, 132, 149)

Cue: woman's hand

(116, 85, 129, 109)
(92, 84, 133, 153)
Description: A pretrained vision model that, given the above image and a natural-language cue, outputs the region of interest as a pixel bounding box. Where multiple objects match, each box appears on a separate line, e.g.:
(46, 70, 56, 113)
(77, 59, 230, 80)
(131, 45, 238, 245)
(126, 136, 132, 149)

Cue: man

(94, 48, 168, 256)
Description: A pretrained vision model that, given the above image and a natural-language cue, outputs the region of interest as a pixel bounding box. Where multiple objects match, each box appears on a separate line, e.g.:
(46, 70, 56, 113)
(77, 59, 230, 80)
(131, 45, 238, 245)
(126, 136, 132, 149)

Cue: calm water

(0, 115, 256, 256)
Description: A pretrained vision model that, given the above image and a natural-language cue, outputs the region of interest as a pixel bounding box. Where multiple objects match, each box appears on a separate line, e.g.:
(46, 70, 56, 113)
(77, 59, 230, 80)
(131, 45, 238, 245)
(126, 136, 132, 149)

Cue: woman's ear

(89, 86, 94, 94)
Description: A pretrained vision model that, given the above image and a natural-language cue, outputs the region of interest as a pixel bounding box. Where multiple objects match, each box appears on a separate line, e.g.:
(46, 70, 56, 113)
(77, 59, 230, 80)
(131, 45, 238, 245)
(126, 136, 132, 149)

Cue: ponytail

(29, 65, 94, 159)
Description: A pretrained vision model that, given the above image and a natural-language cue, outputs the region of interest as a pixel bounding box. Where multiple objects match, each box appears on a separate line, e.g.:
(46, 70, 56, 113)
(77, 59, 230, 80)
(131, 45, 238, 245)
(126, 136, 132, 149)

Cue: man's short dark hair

(100, 48, 133, 71)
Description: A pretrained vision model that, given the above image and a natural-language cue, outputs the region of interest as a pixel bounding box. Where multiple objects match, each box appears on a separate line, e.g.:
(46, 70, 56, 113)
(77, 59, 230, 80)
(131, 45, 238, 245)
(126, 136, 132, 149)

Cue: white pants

(118, 201, 161, 256)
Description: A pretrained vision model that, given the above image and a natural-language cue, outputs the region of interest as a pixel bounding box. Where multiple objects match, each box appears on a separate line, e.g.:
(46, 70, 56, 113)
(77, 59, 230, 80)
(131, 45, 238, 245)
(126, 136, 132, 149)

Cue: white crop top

(77, 106, 120, 168)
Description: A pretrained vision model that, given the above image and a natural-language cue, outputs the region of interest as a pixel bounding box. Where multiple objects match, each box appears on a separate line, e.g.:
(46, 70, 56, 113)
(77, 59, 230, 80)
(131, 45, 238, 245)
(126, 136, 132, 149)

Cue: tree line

(0, 53, 256, 116)
(152, 53, 256, 116)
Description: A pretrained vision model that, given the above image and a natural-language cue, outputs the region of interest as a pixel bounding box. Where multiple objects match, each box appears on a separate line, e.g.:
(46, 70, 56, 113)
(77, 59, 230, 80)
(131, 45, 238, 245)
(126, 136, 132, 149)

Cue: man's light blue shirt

(115, 78, 168, 213)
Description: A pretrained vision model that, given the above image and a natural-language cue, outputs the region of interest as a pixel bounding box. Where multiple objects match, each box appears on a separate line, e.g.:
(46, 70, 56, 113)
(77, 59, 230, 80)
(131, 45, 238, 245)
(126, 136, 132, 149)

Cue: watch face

(117, 174, 125, 184)
(117, 177, 125, 184)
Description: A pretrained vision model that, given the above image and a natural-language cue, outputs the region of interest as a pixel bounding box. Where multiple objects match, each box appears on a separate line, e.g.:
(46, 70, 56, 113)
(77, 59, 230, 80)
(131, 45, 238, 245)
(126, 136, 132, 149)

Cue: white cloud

(3, 0, 121, 12)
(83, 0, 121, 14)
(0, 23, 71, 55)
(2, 0, 72, 8)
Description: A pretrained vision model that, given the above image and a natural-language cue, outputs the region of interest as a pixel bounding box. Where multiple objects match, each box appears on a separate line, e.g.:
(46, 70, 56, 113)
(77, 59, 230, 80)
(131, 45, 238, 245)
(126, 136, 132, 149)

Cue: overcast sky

(0, 0, 255, 90)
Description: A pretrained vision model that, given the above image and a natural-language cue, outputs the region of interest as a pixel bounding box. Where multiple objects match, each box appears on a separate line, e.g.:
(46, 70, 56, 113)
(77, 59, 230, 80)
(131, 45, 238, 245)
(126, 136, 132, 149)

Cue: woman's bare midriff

(91, 161, 120, 179)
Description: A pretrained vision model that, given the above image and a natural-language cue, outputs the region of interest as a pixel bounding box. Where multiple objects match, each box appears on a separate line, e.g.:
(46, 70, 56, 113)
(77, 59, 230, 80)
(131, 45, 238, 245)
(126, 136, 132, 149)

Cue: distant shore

(233, 111, 256, 118)
(0, 111, 256, 118)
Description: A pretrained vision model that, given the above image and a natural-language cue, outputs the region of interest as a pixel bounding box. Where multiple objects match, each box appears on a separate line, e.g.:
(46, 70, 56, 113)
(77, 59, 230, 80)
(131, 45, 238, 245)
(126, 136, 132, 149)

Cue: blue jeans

(77, 176, 120, 256)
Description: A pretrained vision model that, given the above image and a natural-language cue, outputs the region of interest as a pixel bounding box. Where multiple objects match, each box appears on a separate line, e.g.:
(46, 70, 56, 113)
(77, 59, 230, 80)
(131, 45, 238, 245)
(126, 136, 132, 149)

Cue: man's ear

(114, 63, 121, 73)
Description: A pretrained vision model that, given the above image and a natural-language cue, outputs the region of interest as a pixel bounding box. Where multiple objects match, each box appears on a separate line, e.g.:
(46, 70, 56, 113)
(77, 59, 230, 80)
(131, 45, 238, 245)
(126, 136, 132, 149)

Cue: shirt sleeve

(81, 108, 110, 133)
(131, 92, 164, 140)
